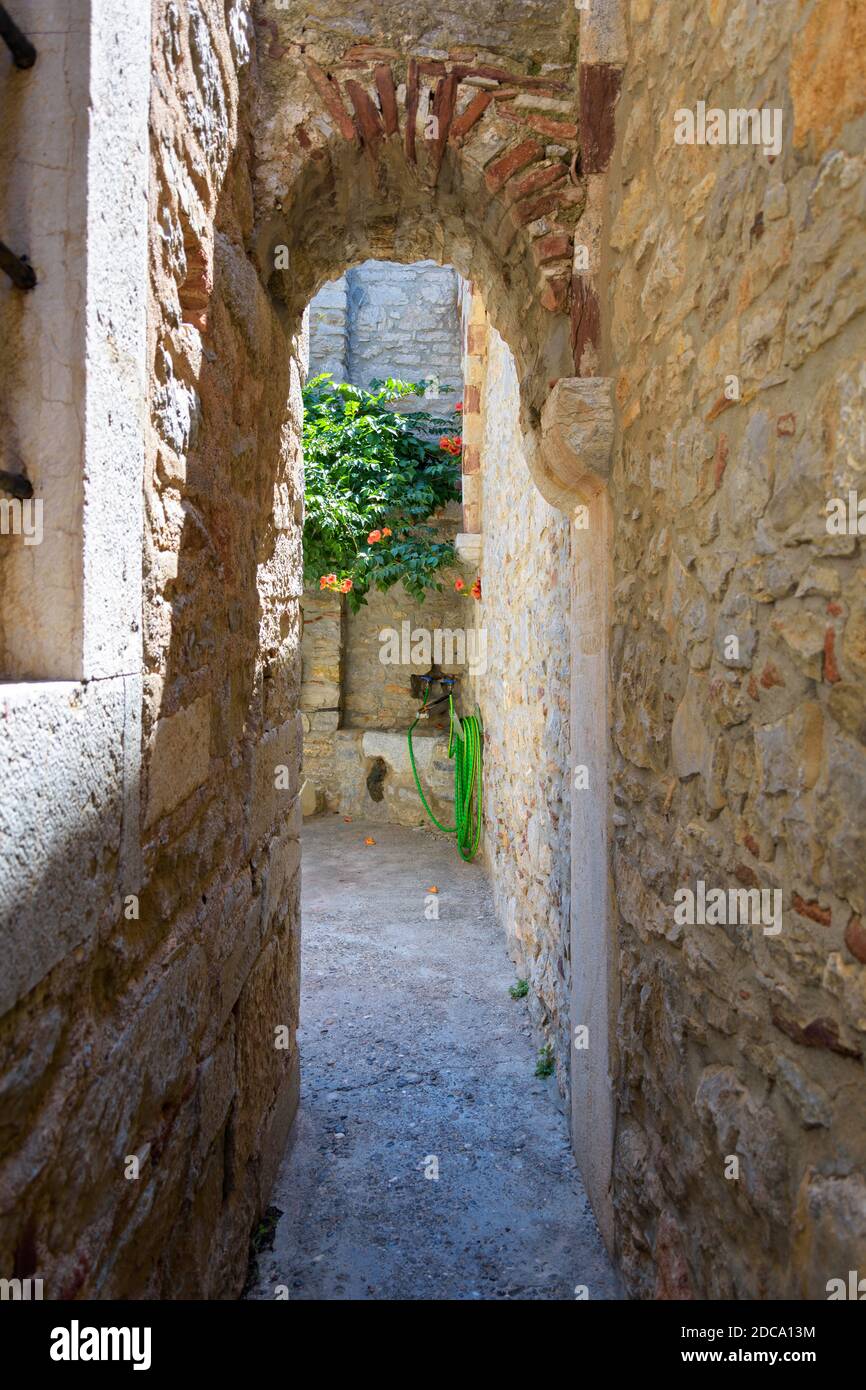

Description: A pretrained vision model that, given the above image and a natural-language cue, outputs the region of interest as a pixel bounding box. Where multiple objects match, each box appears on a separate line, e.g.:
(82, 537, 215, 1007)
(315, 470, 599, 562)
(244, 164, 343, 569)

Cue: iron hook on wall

(0, 5, 36, 69)
(1, 8, 38, 287)
(0, 240, 36, 289)
(0, 469, 34, 500)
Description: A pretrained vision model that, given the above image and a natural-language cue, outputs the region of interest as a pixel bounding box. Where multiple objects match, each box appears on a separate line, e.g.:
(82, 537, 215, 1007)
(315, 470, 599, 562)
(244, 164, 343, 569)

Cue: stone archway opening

(234, 20, 621, 1287)
(253, 33, 588, 447)
(247, 244, 619, 1297)
(242, 126, 619, 1284)
(297, 256, 469, 827)
(4, 0, 863, 1309)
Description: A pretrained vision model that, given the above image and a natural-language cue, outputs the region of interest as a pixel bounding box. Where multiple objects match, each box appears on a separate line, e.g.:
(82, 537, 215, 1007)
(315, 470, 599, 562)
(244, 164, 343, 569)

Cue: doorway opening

(243, 259, 616, 1299)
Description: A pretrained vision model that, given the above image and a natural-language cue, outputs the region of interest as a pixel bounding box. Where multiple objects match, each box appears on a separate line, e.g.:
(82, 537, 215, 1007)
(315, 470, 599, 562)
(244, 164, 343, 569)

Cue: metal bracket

(0, 6, 36, 69)
(0, 470, 33, 499)
(0, 241, 36, 289)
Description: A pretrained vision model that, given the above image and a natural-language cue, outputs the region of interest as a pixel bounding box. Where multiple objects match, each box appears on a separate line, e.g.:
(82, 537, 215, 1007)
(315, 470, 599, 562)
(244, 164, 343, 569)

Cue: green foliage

(302, 374, 462, 611)
(534, 1043, 555, 1078)
(250, 1206, 282, 1253)
(509, 979, 529, 999)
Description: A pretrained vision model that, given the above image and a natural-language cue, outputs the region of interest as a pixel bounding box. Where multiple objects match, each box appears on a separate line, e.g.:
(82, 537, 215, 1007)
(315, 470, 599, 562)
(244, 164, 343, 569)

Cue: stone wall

(347, 261, 461, 398)
(0, 0, 154, 1301)
(1, 0, 305, 1301)
(308, 260, 463, 408)
(137, 0, 304, 1298)
(342, 515, 465, 730)
(300, 507, 467, 824)
(465, 316, 574, 1092)
(602, 0, 866, 1299)
(307, 275, 349, 381)
(301, 257, 466, 825)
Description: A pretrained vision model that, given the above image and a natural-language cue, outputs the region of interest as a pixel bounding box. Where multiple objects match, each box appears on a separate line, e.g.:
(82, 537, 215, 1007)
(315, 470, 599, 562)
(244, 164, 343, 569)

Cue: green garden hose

(408, 688, 483, 862)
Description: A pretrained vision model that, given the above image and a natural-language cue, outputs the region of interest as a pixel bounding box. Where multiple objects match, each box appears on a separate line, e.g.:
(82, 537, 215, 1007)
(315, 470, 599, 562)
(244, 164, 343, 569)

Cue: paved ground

(246, 816, 621, 1301)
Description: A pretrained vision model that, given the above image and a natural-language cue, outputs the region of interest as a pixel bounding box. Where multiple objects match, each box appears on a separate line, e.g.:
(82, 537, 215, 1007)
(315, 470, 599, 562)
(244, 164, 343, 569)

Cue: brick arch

(252, 43, 588, 448)
(248, 19, 621, 1245)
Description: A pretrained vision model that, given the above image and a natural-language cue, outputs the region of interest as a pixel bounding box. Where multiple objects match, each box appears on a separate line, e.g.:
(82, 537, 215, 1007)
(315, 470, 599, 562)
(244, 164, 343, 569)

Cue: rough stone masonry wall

(0, 0, 303, 1302)
(606, 0, 866, 1298)
(346, 260, 462, 399)
(309, 261, 463, 402)
(466, 318, 574, 1094)
(300, 518, 466, 823)
(137, 0, 304, 1298)
(307, 275, 349, 380)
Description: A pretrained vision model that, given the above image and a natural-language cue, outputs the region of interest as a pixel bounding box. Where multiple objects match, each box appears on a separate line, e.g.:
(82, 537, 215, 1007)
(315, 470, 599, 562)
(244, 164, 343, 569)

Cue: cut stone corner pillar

(530, 376, 615, 514)
(454, 532, 483, 566)
(579, 0, 628, 70)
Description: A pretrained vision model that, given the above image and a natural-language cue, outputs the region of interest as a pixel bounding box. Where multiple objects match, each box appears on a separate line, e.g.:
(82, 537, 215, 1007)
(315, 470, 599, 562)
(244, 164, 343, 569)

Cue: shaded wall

(462, 312, 574, 1095)
(602, 0, 866, 1299)
(2, 0, 304, 1301)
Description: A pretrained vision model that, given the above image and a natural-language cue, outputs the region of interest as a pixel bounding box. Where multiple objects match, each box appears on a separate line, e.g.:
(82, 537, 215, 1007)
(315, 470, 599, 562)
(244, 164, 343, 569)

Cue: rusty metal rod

(0, 470, 33, 500)
(0, 240, 36, 289)
(0, 6, 36, 68)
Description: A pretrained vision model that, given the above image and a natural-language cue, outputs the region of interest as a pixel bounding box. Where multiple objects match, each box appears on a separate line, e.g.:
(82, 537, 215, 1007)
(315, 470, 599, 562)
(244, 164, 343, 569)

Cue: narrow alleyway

(246, 817, 619, 1301)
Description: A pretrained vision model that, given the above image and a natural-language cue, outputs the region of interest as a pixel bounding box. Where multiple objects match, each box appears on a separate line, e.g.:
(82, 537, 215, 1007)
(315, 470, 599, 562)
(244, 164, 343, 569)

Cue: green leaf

(302, 373, 461, 603)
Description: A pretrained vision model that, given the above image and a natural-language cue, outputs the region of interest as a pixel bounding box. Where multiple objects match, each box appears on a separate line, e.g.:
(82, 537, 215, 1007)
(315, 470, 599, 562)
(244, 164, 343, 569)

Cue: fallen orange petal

(364, 837, 376, 845)
(427, 886, 439, 894)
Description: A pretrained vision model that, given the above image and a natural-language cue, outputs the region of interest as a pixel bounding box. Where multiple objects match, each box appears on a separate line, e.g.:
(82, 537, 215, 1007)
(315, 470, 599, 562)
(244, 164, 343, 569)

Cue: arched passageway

(243, 19, 619, 1271)
(144, 3, 617, 1293)
(3, 0, 864, 1307)
(248, 246, 615, 1297)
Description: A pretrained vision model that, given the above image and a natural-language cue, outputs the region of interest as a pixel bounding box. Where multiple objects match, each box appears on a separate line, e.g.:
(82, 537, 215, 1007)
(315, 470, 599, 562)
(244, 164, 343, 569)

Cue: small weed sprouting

(251, 1206, 283, 1254)
(244, 1204, 284, 1294)
(535, 1043, 555, 1078)
(509, 979, 529, 999)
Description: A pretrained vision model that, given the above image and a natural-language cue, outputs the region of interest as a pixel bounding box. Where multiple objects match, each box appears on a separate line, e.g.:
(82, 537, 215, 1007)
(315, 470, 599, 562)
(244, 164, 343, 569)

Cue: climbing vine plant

(302, 373, 462, 613)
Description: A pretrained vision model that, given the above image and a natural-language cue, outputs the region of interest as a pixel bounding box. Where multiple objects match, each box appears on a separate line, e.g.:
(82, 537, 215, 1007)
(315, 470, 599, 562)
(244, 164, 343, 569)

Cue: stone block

(258, 1050, 301, 1209)
(537, 376, 614, 511)
(300, 680, 340, 711)
(146, 696, 211, 827)
(307, 709, 339, 732)
(300, 778, 318, 816)
(671, 673, 710, 781)
(792, 1169, 866, 1299)
(0, 680, 126, 1014)
(754, 702, 823, 795)
(215, 901, 264, 1039)
(251, 717, 302, 845)
(233, 931, 299, 1173)
(195, 1022, 236, 1167)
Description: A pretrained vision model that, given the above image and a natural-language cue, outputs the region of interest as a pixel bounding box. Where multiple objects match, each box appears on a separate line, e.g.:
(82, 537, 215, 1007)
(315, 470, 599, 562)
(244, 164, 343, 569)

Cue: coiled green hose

(407, 688, 483, 862)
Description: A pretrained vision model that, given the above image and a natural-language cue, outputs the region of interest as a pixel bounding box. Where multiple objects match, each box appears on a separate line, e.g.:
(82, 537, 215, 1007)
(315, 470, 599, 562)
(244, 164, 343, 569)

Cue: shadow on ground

(245, 816, 621, 1301)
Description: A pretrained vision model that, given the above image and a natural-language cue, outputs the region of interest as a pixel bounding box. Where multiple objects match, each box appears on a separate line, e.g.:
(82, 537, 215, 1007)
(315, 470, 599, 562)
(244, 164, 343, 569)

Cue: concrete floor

(245, 815, 621, 1301)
